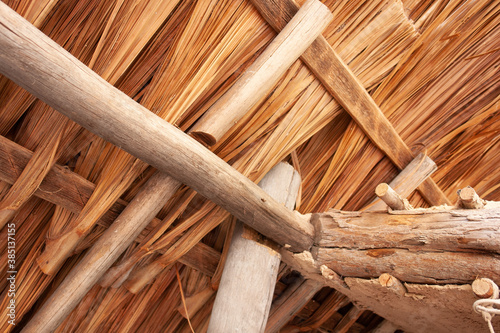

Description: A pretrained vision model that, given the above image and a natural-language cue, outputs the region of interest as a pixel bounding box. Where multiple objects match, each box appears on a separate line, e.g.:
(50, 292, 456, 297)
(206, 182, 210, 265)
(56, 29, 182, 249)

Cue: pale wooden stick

(375, 183, 413, 211)
(190, 0, 333, 146)
(368, 153, 436, 211)
(208, 163, 301, 333)
(22, 172, 180, 333)
(457, 186, 486, 209)
(0, 1, 313, 252)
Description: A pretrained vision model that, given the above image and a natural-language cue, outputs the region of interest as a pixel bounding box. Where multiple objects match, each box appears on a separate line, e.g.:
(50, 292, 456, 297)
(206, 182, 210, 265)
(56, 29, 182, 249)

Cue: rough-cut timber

(190, 0, 333, 146)
(208, 163, 301, 333)
(344, 278, 500, 333)
(249, 0, 450, 207)
(0, 2, 314, 252)
(312, 204, 500, 284)
(22, 172, 180, 333)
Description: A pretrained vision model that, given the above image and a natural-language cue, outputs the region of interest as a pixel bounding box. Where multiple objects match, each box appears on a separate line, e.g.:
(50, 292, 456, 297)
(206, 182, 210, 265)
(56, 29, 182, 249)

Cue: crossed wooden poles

(0, 0, 498, 332)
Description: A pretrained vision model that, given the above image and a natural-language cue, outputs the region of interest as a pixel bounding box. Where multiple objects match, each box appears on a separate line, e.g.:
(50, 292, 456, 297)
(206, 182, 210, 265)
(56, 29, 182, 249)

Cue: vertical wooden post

(208, 163, 301, 332)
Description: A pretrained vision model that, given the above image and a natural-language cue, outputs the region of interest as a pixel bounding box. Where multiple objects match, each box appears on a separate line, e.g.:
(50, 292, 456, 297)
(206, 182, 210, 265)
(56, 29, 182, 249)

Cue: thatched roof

(0, 0, 499, 332)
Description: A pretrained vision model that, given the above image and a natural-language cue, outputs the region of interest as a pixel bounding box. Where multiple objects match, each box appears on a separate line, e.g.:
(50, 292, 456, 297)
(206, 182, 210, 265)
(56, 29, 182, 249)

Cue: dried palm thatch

(0, 0, 499, 332)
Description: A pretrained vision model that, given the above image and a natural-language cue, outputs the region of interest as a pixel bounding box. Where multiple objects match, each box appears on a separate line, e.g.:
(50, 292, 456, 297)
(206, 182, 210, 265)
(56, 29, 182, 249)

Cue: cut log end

(472, 278, 498, 298)
(375, 183, 412, 211)
(457, 186, 485, 209)
(190, 131, 217, 147)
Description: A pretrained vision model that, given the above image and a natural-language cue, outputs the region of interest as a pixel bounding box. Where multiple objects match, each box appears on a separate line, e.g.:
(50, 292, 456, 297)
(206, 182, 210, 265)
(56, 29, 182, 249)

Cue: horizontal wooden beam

(249, 0, 450, 206)
(312, 204, 500, 284)
(0, 2, 313, 252)
(0, 134, 220, 275)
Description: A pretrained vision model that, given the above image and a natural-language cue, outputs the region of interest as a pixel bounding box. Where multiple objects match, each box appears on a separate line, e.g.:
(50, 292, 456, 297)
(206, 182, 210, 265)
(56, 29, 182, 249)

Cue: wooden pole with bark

(208, 163, 301, 332)
(312, 202, 500, 284)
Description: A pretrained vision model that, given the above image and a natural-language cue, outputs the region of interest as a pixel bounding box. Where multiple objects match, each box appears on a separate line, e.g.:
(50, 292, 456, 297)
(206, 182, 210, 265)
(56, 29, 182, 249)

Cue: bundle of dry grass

(0, 0, 499, 331)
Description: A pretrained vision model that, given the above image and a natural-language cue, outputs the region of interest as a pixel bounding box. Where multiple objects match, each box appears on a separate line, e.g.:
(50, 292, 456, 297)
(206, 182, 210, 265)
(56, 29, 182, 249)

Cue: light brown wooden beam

(0, 134, 220, 275)
(312, 204, 500, 284)
(0, 2, 313, 251)
(190, 0, 333, 146)
(249, 0, 451, 207)
(209, 163, 300, 333)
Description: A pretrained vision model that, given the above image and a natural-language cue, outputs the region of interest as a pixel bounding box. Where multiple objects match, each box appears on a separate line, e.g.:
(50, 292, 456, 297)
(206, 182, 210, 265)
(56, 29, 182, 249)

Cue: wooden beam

(312, 203, 500, 284)
(0, 1, 314, 251)
(332, 305, 364, 333)
(208, 163, 301, 332)
(270, 152, 438, 331)
(0, 134, 220, 276)
(249, 0, 451, 207)
(23, 172, 180, 333)
(190, 0, 333, 146)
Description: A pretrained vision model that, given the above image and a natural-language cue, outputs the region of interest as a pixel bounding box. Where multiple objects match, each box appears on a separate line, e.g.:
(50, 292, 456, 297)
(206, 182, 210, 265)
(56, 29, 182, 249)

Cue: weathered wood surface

(312, 205, 500, 284)
(250, 0, 449, 207)
(265, 277, 323, 333)
(344, 278, 500, 333)
(314, 205, 500, 254)
(208, 163, 301, 333)
(375, 183, 413, 211)
(0, 2, 314, 251)
(367, 153, 436, 211)
(371, 320, 399, 333)
(22, 172, 181, 333)
(457, 186, 486, 209)
(190, 0, 332, 146)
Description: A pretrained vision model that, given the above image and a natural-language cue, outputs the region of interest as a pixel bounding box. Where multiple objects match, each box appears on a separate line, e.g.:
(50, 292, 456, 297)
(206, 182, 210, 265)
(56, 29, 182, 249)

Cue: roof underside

(0, 0, 499, 332)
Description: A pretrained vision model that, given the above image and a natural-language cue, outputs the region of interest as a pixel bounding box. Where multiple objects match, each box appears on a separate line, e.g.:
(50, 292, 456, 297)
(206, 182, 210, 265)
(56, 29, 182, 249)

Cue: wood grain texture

(344, 278, 500, 333)
(375, 183, 412, 211)
(314, 205, 500, 254)
(249, 0, 450, 206)
(0, 2, 314, 251)
(208, 163, 301, 333)
(313, 205, 500, 284)
(190, 0, 333, 146)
